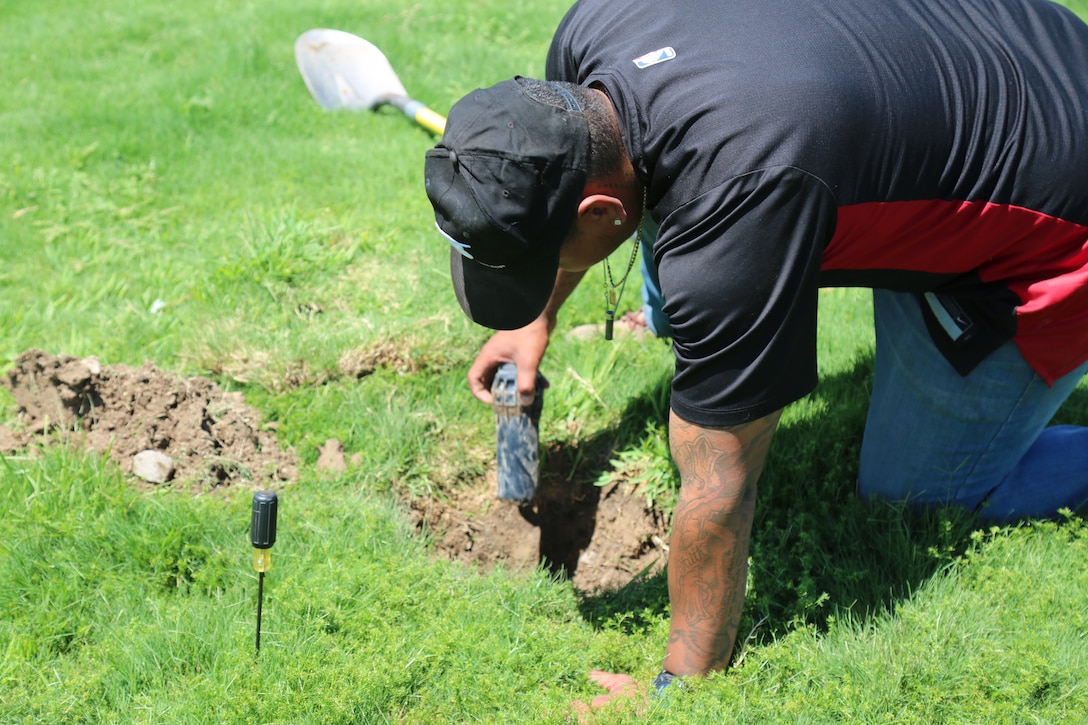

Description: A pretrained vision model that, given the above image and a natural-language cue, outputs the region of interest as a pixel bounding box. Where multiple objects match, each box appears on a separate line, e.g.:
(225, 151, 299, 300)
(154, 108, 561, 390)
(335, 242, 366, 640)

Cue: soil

(406, 458, 670, 593)
(0, 350, 297, 491)
(0, 350, 670, 593)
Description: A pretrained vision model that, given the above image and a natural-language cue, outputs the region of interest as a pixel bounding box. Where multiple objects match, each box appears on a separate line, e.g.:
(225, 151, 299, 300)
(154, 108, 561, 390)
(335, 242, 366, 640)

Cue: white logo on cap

(633, 47, 676, 69)
(435, 222, 474, 259)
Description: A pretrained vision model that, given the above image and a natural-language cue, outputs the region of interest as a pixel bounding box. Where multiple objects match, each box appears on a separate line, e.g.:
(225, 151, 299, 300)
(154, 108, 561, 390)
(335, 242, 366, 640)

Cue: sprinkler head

(491, 363, 545, 503)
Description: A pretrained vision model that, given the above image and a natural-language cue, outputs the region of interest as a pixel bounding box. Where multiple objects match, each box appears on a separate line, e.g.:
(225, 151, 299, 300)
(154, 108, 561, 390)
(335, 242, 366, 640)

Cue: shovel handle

(385, 95, 446, 135)
(403, 100, 446, 136)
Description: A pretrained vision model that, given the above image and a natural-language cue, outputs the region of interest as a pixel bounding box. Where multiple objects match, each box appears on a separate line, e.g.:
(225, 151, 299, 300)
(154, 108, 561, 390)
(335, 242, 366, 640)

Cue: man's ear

(577, 194, 627, 228)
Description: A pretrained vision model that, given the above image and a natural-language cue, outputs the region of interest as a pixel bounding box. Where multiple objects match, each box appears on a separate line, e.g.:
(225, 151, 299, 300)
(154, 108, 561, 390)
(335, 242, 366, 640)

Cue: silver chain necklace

(602, 190, 647, 340)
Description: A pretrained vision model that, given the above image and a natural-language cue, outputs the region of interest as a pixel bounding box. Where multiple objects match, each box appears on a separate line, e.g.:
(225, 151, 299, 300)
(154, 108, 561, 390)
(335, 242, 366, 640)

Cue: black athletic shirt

(546, 0, 1088, 427)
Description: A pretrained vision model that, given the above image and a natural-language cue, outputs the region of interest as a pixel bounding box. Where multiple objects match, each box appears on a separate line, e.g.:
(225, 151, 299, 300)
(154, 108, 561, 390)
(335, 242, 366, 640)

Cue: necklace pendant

(608, 289, 617, 306)
(604, 316, 614, 341)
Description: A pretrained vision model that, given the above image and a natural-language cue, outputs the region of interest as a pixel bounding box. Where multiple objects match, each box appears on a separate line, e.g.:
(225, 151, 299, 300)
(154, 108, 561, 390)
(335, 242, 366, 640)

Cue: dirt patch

(406, 446, 671, 594)
(0, 350, 297, 491)
(0, 349, 670, 592)
(337, 341, 419, 378)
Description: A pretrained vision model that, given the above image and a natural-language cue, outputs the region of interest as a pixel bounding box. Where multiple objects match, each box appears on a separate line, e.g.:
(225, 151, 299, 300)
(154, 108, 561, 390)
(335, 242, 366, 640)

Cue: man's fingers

(570, 671, 643, 721)
(516, 363, 550, 406)
(467, 365, 495, 404)
(587, 671, 638, 694)
(467, 351, 510, 405)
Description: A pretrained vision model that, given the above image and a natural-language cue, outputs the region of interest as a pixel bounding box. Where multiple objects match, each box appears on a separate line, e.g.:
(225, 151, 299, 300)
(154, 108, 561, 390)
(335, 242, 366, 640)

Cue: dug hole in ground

(0, 349, 670, 594)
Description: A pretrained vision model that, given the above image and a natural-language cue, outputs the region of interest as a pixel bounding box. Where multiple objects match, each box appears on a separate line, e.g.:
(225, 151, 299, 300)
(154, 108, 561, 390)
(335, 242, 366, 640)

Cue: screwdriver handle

(251, 491, 278, 549)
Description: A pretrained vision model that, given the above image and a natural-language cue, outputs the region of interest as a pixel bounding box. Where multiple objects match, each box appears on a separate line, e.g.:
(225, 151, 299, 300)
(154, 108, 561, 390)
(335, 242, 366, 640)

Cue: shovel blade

(295, 29, 409, 111)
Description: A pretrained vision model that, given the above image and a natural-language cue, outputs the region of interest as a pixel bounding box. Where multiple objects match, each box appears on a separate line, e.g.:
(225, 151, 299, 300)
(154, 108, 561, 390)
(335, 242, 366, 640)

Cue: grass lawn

(2, 0, 1087, 722)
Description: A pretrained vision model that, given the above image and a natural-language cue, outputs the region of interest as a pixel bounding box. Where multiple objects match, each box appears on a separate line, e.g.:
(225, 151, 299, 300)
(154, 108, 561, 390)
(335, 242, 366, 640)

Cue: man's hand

(467, 316, 551, 405)
(466, 268, 586, 404)
(571, 671, 644, 720)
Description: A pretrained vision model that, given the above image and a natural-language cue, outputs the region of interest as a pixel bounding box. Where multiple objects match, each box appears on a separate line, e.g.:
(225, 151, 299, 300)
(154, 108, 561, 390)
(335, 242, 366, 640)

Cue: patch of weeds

(337, 340, 421, 378)
(215, 211, 360, 293)
(13, 153, 172, 244)
(594, 419, 679, 509)
(198, 333, 470, 395)
(197, 347, 334, 392)
(578, 569, 671, 636)
(146, 527, 233, 595)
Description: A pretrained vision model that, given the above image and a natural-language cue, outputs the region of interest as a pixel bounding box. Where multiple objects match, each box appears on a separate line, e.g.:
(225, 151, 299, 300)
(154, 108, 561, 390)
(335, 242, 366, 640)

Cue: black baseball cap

(424, 77, 590, 330)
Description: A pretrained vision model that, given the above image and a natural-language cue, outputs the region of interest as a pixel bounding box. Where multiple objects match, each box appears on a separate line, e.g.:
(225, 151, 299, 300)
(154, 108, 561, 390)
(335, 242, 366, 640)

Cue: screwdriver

(251, 490, 278, 655)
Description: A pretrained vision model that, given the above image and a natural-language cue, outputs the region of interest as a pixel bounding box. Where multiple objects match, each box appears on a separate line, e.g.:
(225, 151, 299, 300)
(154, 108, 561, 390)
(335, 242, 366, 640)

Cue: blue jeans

(639, 215, 673, 338)
(858, 290, 1088, 523)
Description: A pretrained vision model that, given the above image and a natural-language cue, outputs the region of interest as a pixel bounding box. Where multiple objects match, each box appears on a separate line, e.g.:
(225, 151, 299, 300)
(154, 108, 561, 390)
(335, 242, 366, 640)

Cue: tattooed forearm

(662, 409, 781, 676)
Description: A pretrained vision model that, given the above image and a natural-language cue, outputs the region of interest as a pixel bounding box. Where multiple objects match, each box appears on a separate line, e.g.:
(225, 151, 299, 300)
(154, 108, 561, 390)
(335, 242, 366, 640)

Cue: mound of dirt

(0, 350, 297, 491)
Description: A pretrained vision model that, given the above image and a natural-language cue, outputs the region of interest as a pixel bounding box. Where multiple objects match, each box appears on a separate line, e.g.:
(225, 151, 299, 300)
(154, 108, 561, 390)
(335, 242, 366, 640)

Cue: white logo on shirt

(633, 47, 676, 69)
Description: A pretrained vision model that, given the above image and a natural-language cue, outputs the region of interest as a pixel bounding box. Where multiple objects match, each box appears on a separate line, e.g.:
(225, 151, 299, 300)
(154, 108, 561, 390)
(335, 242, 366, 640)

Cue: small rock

(133, 449, 175, 484)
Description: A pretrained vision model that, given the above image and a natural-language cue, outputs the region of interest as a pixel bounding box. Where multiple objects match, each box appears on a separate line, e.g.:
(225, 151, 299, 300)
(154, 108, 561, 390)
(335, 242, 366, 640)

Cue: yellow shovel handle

(402, 99, 446, 135)
(413, 106, 446, 136)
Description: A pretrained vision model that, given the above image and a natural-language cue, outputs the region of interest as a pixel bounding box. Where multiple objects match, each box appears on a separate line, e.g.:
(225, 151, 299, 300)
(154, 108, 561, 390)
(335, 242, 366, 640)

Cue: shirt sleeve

(659, 166, 837, 427)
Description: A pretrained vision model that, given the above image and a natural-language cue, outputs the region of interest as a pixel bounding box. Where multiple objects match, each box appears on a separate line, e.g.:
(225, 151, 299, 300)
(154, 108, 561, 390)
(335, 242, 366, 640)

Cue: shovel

(294, 28, 446, 135)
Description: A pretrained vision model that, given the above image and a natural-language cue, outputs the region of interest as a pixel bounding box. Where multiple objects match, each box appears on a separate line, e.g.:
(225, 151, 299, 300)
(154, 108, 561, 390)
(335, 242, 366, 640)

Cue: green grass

(3, 0, 1088, 722)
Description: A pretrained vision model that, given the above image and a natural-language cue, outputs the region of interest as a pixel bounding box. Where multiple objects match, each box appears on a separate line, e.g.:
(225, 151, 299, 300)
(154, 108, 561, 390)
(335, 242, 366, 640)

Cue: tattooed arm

(663, 408, 782, 676)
